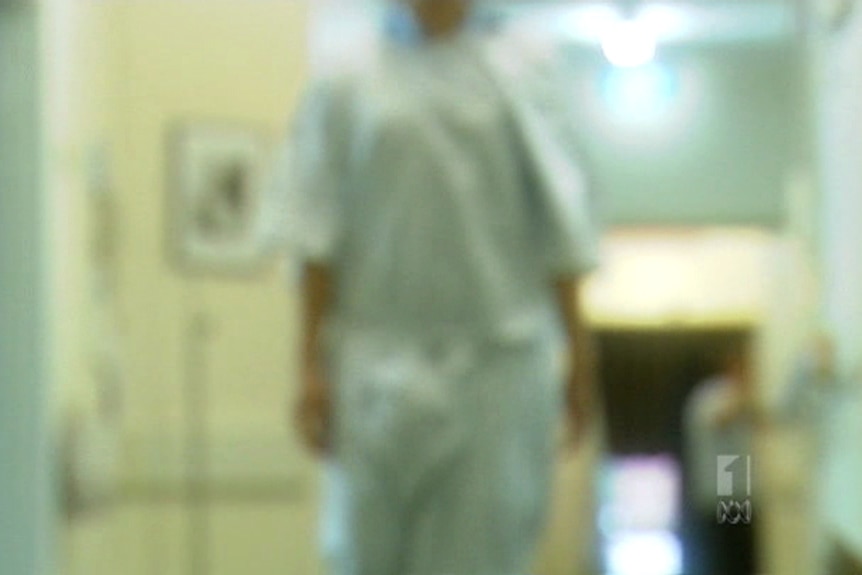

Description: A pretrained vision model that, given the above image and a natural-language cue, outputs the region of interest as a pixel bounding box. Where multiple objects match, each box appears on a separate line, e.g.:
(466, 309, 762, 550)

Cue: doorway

(597, 328, 752, 459)
(594, 327, 753, 575)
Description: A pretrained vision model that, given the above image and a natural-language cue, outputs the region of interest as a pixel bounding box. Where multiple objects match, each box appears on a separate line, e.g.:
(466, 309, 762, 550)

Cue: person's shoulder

(686, 376, 731, 413)
(488, 22, 562, 79)
(698, 375, 732, 397)
(308, 35, 380, 94)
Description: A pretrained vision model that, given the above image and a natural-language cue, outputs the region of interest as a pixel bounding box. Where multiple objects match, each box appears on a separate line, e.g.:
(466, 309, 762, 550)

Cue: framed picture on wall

(167, 122, 273, 276)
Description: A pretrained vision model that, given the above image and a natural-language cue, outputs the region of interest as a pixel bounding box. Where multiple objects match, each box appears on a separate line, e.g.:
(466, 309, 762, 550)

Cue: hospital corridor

(2, 1, 862, 575)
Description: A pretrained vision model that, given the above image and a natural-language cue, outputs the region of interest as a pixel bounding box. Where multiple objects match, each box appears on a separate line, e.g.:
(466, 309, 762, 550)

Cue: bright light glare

(606, 531, 683, 575)
(601, 19, 657, 68)
(600, 456, 681, 534)
(601, 64, 677, 121)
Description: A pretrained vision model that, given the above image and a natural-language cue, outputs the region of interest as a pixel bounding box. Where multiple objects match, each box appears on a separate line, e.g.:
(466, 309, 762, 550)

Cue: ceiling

(492, 1, 800, 45)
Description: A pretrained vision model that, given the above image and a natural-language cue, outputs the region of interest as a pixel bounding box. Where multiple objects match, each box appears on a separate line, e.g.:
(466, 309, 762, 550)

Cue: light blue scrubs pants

(322, 329, 563, 575)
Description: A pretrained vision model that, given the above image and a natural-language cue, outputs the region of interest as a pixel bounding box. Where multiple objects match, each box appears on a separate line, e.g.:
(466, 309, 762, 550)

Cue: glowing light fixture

(601, 18, 657, 68)
(601, 63, 677, 121)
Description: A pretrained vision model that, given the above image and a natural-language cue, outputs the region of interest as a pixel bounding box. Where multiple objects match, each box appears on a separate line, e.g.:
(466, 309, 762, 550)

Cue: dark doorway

(594, 328, 754, 575)
(596, 327, 752, 460)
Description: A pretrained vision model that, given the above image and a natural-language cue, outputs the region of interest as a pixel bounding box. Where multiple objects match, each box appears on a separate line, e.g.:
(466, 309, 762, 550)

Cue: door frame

(0, 2, 55, 574)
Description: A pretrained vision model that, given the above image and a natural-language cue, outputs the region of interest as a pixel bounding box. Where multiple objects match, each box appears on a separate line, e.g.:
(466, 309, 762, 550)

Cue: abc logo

(717, 499, 753, 525)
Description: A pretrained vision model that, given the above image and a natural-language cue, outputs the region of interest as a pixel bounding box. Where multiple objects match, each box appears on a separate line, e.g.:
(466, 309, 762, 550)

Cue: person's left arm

(266, 73, 353, 455)
(554, 276, 598, 446)
(295, 263, 336, 455)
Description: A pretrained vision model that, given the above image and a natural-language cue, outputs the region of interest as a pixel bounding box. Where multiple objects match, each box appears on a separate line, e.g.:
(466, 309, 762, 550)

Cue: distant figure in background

(684, 343, 762, 575)
(260, 1, 601, 575)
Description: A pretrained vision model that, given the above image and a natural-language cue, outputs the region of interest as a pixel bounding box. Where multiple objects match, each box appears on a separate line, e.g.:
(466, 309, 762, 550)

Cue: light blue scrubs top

(264, 24, 599, 342)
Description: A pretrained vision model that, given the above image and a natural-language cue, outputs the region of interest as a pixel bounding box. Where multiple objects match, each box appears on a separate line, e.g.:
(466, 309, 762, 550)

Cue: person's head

(812, 333, 836, 377)
(400, 0, 473, 38)
(715, 339, 753, 392)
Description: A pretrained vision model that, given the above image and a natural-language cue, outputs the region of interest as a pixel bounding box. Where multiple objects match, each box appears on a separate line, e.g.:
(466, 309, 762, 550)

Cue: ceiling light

(602, 18, 657, 68)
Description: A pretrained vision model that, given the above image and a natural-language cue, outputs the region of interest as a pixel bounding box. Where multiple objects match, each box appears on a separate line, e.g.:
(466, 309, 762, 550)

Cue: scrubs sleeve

(497, 32, 600, 278)
(517, 102, 600, 278)
(261, 77, 352, 265)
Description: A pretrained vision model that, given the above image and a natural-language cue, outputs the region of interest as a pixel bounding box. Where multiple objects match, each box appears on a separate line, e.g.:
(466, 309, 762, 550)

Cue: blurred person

(261, 1, 600, 574)
(684, 343, 762, 575)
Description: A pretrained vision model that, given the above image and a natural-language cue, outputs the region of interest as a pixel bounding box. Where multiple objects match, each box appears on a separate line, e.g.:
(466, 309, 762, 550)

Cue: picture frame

(167, 121, 274, 276)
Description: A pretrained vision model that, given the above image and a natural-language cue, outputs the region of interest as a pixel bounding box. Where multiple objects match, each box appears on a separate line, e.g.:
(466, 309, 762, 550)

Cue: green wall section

(567, 44, 807, 227)
(0, 3, 54, 575)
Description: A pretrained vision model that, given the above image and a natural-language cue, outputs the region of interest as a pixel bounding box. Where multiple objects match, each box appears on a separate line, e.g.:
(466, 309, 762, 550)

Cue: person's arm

(294, 263, 335, 455)
(554, 276, 597, 446)
(282, 77, 351, 456)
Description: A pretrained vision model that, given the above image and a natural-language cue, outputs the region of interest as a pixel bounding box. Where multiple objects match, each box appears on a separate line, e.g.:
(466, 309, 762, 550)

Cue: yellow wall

(44, 0, 111, 417)
(111, 2, 319, 573)
(60, 3, 323, 575)
(43, 0, 120, 487)
(584, 227, 775, 329)
(104, 0, 309, 475)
